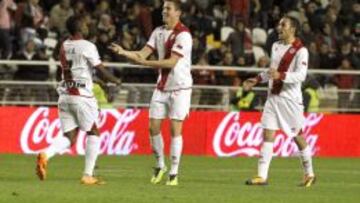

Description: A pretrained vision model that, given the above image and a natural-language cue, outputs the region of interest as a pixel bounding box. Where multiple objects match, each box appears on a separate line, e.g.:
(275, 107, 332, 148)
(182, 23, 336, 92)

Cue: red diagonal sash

(271, 39, 303, 95)
(157, 22, 190, 90)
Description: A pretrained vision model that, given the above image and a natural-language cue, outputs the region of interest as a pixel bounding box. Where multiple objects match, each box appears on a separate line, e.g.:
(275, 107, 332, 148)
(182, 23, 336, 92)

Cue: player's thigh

(276, 98, 304, 137)
(75, 97, 99, 132)
(149, 89, 168, 120)
(169, 89, 192, 121)
(261, 98, 280, 131)
(58, 98, 78, 133)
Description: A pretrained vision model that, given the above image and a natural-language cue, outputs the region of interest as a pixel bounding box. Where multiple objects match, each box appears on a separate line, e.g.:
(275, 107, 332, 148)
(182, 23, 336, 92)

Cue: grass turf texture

(0, 154, 359, 203)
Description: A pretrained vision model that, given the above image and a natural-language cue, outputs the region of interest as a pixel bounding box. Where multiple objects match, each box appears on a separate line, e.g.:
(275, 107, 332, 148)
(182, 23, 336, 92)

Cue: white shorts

(261, 96, 304, 137)
(58, 95, 99, 133)
(149, 88, 192, 120)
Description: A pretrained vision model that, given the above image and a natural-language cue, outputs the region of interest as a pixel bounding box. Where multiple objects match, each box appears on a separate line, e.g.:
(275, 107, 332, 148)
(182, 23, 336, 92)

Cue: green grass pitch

(0, 154, 359, 203)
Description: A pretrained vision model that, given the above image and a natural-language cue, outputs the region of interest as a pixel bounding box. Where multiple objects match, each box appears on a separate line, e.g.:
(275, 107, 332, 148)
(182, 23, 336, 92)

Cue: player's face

(277, 18, 295, 40)
(162, 2, 181, 25)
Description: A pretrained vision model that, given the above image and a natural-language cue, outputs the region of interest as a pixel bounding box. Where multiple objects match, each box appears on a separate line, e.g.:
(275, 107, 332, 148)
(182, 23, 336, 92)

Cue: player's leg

(166, 89, 191, 186)
(246, 97, 278, 185)
(246, 129, 275, 185)
(77, 97, 104, 185)
(36, 98, 77, 180)
(149, 89, 167, 184)
(294, 133, 316, 187)
(36, 129, 77, 181)
(81, 124, 105, 185)
(166, 119, 183, 186)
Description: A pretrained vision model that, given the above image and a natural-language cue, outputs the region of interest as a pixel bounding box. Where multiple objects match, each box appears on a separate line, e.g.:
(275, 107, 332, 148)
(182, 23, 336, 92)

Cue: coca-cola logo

(20, 107, 140, 155)
(213, 112, 322, 157)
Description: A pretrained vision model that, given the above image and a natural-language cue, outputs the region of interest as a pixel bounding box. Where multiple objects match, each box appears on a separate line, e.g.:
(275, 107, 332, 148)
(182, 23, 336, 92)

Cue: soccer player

(36, 15, 121, 185)
(109, 0, 192, 186)
(244, 16, 316, 187)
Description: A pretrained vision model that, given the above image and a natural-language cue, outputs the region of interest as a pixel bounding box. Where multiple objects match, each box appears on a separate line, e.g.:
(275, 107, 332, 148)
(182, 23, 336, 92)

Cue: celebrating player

(244, 16, 316, 187)
(36, 15, 121, 185)
(109, 0, 192, 186)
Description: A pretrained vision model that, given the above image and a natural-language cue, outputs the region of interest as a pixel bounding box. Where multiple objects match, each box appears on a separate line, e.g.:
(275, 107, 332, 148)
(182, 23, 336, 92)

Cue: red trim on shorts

(271, 39, 303, 95)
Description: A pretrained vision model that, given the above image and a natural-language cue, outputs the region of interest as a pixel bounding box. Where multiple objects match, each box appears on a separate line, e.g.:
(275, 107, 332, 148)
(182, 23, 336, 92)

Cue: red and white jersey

(57, 35, 102, 97)
(146, 22, 193, 91)
(257, 39, 308, 103)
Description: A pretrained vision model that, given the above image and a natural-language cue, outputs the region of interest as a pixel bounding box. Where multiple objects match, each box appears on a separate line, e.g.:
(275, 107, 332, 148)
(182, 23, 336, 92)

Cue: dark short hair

(66, 15, 84, 35)
(164, 0, 182, 11)
(283, 16, 300, 36)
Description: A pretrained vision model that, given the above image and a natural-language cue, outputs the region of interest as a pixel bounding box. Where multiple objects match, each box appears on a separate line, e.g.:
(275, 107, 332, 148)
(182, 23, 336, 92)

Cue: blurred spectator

(13, 39, 48, 81)
(49, 0, 74, 35)
(0, 0, 17, 59)
(316, 22, 337, 53)
(137, 1, 153, 38)
(334, 58, 357, 90)
(319, 43, 337, 70)
(230, 77, 259, 111)
(300, 22, 316, 45)
(226, 0, 250, 26)
(226, 20, 253, 59)
(257, 55, 270, 68)
(217, 51, 236, 85)
(303, 76, 321, 113)
(192, 36, 206, 64)
(93, 0, 111, 19)
(336, 41, 360, 70)
(256, 0, 274, 29)
(308, 41, 320, 69)
(73, 0, 88, 16)
(97, 14, 116, 40)
(15, 0, 46, 47)
(333, 58, 358, 110)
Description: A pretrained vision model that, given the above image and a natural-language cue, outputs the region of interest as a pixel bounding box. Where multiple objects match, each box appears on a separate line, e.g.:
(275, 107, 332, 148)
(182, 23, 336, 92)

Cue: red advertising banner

(1, 107, 360, 157)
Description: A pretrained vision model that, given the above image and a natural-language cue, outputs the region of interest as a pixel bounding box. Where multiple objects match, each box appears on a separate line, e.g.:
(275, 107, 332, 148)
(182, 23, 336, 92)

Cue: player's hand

(130, 56, 146, 66)
(108, 43, 125, 55)
(269, 68, 281, 80)
(243, 78, 257, 89)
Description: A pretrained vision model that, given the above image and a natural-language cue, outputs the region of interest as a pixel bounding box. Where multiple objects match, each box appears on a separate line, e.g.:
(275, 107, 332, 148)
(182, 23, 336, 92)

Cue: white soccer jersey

(57, 36, 102, 97)
(257, 39, 308, 103)
(146, 22, 193, 91)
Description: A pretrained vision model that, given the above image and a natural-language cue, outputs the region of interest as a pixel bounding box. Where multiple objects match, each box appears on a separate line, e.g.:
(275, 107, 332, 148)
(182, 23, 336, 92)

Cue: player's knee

(149, 125, 160, 136)
(64, 129, 78, 145)
(87, 124, 100, 136)
(262, 130, 275, 142)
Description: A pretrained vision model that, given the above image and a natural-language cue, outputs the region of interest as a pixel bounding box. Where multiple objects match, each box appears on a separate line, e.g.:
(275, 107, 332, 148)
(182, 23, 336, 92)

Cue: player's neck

(165, 19, 179, 30)
(284, 36, 296, 45)
(70, 33, 83, 40)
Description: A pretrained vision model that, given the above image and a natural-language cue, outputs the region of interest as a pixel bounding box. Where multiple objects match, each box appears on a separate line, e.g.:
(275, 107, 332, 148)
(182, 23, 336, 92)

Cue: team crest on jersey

(289, 48, 296, 54)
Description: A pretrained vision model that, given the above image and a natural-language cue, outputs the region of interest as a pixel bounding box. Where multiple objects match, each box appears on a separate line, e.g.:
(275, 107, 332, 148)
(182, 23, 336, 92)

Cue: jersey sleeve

(171, 32, 192, 58)
(282, 47, 308, 83)
(83, 43, 102, 67)
(145, 28, 157, 51)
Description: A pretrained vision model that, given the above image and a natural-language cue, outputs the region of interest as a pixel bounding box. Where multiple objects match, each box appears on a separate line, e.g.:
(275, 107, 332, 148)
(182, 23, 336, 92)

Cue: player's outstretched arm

(96, 64, 121, 86)
(132, 52, 181, 69)
(109, 43, 153, 61)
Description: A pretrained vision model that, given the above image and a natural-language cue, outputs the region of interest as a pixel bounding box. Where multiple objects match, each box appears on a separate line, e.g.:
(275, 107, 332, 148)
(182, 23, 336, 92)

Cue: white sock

(84, 135, 101, 176)
(150, 134, 165, 169)
(169, 136, 183, 175)
(257, 142, 273, 180)
(299, 146, 314, 177)
(44, 136, 71, 160)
